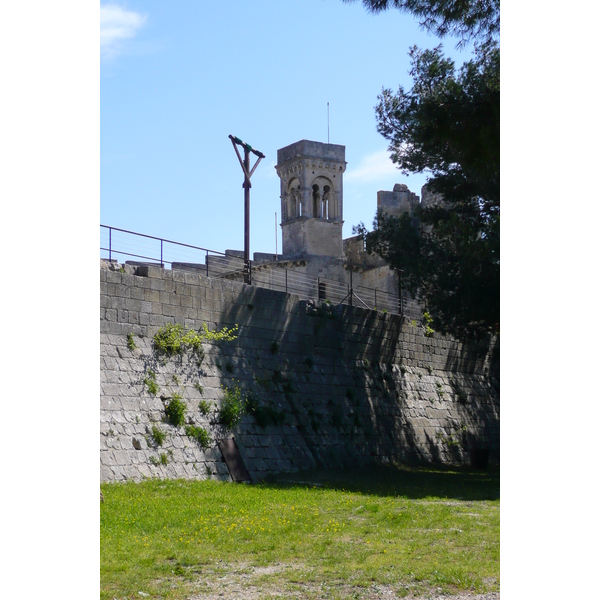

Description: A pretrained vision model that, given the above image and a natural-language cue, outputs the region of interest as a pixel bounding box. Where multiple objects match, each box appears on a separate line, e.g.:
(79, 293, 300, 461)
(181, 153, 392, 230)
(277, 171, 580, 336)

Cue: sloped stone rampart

(100, 260, 499, 483)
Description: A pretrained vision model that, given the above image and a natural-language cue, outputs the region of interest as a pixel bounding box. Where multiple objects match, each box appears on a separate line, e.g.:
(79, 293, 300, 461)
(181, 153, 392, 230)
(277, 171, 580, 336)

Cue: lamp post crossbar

(229, 134, 265, 284)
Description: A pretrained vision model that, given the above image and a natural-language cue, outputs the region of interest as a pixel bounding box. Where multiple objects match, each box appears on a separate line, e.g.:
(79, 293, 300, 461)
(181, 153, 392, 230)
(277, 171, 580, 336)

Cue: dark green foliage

(342, 0, 499, 44)
(245, 394, 286, 428)
(165, 395, 187, 427)
(345, 0, 500, 340)
(356, 42, 499, 339)
(270, 341, 280, 354)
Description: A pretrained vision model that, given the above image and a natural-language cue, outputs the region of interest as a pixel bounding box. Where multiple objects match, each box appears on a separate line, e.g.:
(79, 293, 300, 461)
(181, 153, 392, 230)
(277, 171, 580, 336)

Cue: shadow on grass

(259, 462, 499, 501)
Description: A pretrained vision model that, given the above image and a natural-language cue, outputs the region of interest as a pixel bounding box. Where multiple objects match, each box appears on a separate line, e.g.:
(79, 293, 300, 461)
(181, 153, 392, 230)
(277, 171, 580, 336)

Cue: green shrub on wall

(198, 399, 211, 415)
(245, 393, 286, 428)
(218, 384, 245, 429)
(144, 370, 158, 395)
(150, 425, 167, 446)
(185, 425, 211, 448)
(165, 394, 187, 427)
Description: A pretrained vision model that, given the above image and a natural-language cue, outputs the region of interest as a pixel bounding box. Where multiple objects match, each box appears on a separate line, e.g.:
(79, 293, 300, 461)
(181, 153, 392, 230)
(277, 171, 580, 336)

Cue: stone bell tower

(275, 140, 346, 259)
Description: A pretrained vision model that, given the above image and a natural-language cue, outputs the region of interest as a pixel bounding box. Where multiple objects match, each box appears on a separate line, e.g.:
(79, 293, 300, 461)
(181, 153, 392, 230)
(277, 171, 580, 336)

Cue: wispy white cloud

(100, 3, 147, 61)
(344, 150, 399, 183)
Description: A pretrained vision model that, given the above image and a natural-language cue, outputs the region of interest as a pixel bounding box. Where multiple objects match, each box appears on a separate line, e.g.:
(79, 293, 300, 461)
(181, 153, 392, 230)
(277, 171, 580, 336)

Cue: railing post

(108, 227, 112, 262)
(206, 251, 209, 277)
(349, 271, 353, 307)
(399, 270, 404, 317)
(160, 239, 164, 267)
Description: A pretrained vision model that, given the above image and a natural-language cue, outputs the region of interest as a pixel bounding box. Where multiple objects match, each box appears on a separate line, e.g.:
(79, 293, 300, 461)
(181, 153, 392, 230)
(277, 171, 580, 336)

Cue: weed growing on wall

(198, 399, 211, 416)
(201, 322, 239, 342)
(126, 333, 137, 350)
(144, 370, 158, 395)
(152, 322, 238, 358)
(165, 394, 187, 427)
(185, 425, 211, 448)
(436, 425, 467, 449)
(151, 425, 167, 446)
(423, 312, 435, 337)
(245, 393, 286, 428)
(150, 451, 172, 466)
(153, 323, 201, 356)
(218, 384, 246, 429)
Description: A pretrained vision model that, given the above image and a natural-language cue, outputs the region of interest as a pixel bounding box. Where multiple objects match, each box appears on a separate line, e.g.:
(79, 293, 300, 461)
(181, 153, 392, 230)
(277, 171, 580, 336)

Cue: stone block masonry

(100, 260, 499, 483)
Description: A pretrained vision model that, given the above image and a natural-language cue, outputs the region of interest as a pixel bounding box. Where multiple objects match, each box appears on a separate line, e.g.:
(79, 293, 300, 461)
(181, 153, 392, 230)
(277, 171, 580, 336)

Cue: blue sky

(100, 0, 475, 259)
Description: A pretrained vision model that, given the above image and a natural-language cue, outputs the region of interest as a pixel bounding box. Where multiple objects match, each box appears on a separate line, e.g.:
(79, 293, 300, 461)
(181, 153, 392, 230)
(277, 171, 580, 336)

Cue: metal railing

(100, 225, 421, 318)
(100, 225, 241, 277)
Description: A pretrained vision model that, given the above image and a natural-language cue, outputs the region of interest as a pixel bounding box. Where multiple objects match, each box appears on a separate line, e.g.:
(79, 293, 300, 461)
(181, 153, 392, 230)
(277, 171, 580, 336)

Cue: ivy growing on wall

(153, 322, 238, 356)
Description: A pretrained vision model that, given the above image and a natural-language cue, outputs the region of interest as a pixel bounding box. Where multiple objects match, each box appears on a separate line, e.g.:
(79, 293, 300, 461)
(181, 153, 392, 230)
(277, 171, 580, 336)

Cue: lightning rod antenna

(327, 102, 330, 144)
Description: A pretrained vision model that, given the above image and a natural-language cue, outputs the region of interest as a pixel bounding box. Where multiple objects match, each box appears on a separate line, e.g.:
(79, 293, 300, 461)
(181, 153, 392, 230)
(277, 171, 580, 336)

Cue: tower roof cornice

(276, 139, 346, 166)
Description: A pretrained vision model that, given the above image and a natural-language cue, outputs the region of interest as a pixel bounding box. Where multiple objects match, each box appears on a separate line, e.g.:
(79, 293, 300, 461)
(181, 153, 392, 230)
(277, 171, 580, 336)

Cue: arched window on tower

(287, 179, 300, 220)
(312, 184, 321, 218)
(311, 177, 334, 219)
(323, 185, 331, 219)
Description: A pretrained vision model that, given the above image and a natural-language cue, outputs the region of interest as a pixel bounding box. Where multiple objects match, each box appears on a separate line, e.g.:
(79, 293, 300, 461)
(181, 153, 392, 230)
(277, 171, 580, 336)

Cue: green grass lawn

(101, 464, 499, 599)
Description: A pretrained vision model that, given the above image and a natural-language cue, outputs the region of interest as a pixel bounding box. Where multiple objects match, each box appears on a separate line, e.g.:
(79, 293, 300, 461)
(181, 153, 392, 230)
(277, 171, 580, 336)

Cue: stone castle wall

(100, 260, 499, 483)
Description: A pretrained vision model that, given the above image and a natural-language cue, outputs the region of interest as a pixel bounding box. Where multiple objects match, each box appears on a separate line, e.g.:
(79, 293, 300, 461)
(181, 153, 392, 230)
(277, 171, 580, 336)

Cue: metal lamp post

(229, 134, 265, 284)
